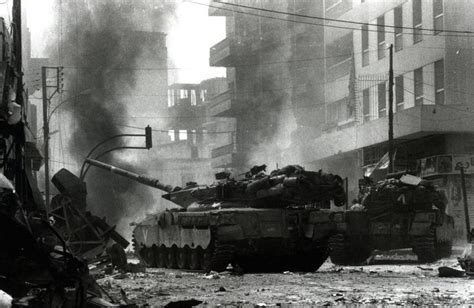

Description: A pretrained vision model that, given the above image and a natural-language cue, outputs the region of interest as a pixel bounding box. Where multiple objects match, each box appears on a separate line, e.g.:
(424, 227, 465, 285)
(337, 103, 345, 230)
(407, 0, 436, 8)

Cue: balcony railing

(208, 89, 236, 117)
(211, 143, 236, 159)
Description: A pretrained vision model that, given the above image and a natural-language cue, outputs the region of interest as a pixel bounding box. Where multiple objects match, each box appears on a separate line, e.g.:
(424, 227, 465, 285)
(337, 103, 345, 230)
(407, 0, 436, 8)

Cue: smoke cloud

(57, 0, 177, 236)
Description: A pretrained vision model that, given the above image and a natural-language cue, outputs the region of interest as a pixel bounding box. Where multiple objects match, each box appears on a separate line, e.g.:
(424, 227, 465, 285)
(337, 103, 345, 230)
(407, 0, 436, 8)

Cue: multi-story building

(152, 78, 228, 187)
(209, 0, 474, 239)
(309, 0, 474, 239)
(208, 0, 325, 173)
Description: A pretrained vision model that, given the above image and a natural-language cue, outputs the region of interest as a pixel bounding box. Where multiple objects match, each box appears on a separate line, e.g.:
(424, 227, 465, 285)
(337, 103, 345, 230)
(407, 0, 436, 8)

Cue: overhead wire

(189, 1, 474, 38)
(212, 0, 474, 35)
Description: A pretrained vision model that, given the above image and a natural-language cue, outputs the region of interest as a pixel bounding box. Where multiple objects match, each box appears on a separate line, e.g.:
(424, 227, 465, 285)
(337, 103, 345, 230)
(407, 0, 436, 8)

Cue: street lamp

(79, 126, 153, 181)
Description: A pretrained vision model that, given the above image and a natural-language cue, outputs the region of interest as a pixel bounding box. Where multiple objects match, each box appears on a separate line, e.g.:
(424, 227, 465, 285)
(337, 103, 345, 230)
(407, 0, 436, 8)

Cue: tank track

(412, 229, 437, 263)
(329, 233, 371, 265)
(132, 234, 152, 267)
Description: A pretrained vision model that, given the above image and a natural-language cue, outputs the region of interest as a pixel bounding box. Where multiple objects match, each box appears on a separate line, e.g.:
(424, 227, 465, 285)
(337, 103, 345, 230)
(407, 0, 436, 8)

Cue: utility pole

(388, 44, 394, 174)
(42, 66, 63, 214)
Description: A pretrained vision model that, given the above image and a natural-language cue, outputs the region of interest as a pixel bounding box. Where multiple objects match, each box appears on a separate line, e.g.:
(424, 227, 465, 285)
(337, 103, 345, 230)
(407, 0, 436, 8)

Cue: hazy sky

(15, 0, 225, 84)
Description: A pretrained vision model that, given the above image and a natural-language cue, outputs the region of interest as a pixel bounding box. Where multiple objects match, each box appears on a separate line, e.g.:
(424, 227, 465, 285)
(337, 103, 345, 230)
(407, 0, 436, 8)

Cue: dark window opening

(377, 15, 385, 59)
(395, 75, 404, 111)
(394, 6, 403, 51)
(434, 59, 444, 105)
(362, 24, 369, 66)
(363, 88, 370, 122)
(413, 0, 422, 43)
(433, 0, 444, 34)
(414, 67, 424, 106)
(378, 82, 386, 117)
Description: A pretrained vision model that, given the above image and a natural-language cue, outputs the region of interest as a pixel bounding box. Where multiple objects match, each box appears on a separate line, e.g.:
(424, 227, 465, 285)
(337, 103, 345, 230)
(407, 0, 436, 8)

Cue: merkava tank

(85, 159, 346, 272)
(326, 174, 455, 265)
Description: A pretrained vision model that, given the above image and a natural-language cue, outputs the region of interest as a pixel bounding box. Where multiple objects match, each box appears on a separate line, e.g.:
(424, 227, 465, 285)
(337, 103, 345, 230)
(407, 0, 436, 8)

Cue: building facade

(152, 78, 228, 188)
(209, 0, 474, 239)
(310, 0, 474, 239)
(208, 0, 325, 173)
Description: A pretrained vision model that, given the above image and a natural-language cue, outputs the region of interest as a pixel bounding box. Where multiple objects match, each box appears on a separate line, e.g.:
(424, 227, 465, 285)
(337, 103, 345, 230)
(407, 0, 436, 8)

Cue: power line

(213, 0, 474, 36)
(191, 1, 474, 38)
(60, 49, 378, 72)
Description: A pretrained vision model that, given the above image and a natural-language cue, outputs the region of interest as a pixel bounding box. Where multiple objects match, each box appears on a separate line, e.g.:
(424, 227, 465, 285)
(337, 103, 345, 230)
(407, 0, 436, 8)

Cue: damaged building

(208, 0, 474, 241)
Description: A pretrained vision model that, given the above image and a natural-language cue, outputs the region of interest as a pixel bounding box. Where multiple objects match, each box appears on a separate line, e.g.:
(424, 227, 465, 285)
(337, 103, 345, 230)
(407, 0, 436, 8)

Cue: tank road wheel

(177, 247, 189, 269)
(201, 248, 212, 272)
(165, 246, 178, 269)
(413, 229, 437, 263)
(155, 246, 166, 268)
(189, 248, 201, 270)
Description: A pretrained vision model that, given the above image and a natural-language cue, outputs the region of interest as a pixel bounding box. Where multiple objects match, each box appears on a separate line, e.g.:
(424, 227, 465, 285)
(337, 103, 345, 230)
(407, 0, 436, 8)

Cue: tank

(85, 159, 346, 272)
(320, 174, 455, 265)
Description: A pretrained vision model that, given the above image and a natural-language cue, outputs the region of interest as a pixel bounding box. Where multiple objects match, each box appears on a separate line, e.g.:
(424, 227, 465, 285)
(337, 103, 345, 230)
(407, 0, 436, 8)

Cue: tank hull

(312, 209, 455, 265)
(133, 208, 329, 272)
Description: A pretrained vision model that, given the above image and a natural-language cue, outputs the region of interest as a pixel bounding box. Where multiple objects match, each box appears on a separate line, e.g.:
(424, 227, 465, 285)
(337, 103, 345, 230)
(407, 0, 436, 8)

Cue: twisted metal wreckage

(0, 1, 133, 306)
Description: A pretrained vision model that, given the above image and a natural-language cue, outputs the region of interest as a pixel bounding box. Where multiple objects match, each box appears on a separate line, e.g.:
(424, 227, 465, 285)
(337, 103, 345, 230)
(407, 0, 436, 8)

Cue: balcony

(208, 1, 233, 16)
(212, 143, 236, 159)
(210, 37, 237, 67)
(208, 89, 238, 117)
(308, 104, 474, 162)
(210, 34, 262, 67)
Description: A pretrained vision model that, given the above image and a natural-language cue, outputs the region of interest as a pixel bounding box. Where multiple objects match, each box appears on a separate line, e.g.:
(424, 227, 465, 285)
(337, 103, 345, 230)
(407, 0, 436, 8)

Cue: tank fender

(157, 225, 211, 249)
(217, 225, 244, 242)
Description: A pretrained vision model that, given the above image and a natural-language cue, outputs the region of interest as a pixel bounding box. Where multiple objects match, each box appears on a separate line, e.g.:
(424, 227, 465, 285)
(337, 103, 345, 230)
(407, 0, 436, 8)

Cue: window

(378, 82, 386, 117)
(326, 33, 353, 68)
(200, 89, 207, 102)
(414, 67, 423, 106)
(395, 75, 404, 111)
(394, 6, 403, 52)
(179, 129, 188, 140)
(363, 88, 370, 122)
(190, 89, 197, 105)
(434, 59, 444, 105)
(361, 24, 369, 66)
(168, 129, 175, 142)
(413, 0, 422, 43)
(377, 15, 385, 59)
(179, 89, 188, 99)
(433, 0, 443, 34)
(168, 89, 175, 107)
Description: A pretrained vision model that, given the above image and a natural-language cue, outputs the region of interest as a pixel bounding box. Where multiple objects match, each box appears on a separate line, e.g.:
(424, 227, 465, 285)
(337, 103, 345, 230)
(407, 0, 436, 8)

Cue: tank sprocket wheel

(165, 246, 178, 269)
(189, 248, 201, 270)
(132, 235, 147, 265)
(413, 229, 437, 263)
(177, 247, 189, 269)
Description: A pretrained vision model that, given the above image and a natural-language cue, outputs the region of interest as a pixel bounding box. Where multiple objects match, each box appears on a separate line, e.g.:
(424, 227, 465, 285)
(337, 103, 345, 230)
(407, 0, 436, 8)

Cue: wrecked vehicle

(85, 159, 346, 272)
(325, 174, 454, 265)
(49, 168, 130, 261)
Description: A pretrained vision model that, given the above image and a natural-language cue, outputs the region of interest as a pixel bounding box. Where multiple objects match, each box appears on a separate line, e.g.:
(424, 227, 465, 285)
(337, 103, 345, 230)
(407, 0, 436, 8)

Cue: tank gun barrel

(85, 158, 174, 193)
